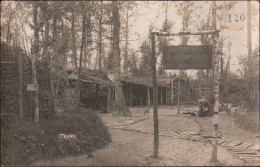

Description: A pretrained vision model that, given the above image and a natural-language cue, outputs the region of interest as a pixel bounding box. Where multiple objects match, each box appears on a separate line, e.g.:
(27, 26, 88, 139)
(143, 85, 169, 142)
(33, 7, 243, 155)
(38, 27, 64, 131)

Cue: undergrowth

(1, 108, 110, 166)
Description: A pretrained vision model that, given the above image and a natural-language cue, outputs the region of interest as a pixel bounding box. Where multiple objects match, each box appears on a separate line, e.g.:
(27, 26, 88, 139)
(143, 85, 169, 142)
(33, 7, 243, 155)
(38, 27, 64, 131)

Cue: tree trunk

(77, 8, 87, 108)
(32, 3, 39, 122)
(16, 28, 24, 124)
(71, 12, 78, 69)
(211, 0, 220, 162)
(98, 0, 103, 72)
(110, 1, 131, 116)
(123, 4, 129, 74)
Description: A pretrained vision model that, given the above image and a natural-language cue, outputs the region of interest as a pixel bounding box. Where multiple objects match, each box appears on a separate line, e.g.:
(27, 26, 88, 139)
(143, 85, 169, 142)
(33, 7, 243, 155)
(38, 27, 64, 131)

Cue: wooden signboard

(163, 45, 212, 69)
(27, 84, 38, 91)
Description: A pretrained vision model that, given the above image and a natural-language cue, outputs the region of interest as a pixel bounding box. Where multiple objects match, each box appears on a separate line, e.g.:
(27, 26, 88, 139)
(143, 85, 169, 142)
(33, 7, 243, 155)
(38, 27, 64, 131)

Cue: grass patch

(233, 109, 259, 133)
(1, 108, 110, 166)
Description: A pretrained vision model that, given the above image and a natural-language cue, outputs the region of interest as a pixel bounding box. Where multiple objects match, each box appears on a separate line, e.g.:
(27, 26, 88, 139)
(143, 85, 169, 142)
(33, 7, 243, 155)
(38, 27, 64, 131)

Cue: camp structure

(121, 76, 173, 107)
(78, 70, 113, 109)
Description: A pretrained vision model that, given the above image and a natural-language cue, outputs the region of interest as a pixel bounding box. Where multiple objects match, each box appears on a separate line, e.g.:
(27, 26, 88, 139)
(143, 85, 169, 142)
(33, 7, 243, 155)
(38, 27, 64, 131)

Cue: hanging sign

(163, 45, 212, 69)
(27, 84, 38, 91)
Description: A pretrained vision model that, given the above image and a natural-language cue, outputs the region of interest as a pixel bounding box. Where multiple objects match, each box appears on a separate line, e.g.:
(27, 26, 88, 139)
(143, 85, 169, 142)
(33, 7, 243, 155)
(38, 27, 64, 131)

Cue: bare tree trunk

(211, 0, 220, 163)
(16, 28, 24, 124)
(98, 0, 103, 72)
(123, 4, 129, 74)
(77, 6, 87, 108)
(71, 12, 78, 69)
(32, 3, 39, 122)
(110, 1, 131, 116)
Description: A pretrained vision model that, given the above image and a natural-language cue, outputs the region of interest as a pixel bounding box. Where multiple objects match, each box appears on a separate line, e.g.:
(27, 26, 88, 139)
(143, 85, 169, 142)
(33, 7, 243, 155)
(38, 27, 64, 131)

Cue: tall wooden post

(247, 0, 251, 57)
(16, 28, 24, 124)
(129, 83, 132, 106)
(160, 87, 163, 105)
(147, 84, 150, 107)
(171, 79, 174, 104)
(151, 33, 159, 158)
(211, 0, 220, 162)
(177, 77, 181, 114)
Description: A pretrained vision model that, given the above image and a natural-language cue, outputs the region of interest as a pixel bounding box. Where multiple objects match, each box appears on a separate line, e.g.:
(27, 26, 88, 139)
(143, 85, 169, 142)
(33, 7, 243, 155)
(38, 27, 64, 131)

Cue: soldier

(197, 96, 214, 117)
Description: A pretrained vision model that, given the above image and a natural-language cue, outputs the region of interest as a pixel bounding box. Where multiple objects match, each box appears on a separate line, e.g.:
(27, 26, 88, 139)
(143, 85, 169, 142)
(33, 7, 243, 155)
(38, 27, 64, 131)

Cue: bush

(233, 110, 259, 133)
(1, 108, 110, 166)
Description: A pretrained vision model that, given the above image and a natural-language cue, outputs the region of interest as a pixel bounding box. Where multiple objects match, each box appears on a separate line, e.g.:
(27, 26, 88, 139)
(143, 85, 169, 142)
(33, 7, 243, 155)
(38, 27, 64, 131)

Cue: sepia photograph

(1, 0, 259, 166)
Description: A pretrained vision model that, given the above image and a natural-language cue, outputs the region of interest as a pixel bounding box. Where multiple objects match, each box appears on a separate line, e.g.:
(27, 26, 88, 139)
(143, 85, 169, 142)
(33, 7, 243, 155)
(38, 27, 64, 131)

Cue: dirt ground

(32, 105, 251, 166)
(32, 128, 243, 166)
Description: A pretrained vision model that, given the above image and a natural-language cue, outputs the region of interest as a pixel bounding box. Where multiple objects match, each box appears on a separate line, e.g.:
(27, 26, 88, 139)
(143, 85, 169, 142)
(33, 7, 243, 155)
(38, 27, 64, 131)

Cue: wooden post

(171, 79, 174, 104)
(177, 77, 181, 114)
(247, 0, 251, 57)
(147, 85, 150, 107)
(211, 0, 220, 163)
(129, 83, 132, 106)
(16, 28, 24, 124)
(160, 87, 163, 105)
(151, 33, 159, 158)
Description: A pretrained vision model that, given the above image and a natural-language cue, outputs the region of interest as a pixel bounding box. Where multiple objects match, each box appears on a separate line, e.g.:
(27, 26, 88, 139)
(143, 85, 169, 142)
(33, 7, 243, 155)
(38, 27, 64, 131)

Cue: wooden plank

(226, 141, 243, 147)
(230, 151, 256, 154)
(238, 142, 254, 148)
(248, 145, 260, 151)
(217, 139, 226, 145)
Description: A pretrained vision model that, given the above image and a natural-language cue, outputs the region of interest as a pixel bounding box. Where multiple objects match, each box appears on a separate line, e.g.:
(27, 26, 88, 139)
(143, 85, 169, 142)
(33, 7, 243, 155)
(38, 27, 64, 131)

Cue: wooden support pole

(129, 83, 132, 106)
(16, 28, 24, 124)
(147, 85, 150, 107)
(171, 79, 174, 104)
(151, 30, 220, 36)
(247, 0, 252, 57)
(160, 87, 163, 105)
(211, 0, 220, 163)
(177, 77, 181, 114)
(151, 33, 159, 158)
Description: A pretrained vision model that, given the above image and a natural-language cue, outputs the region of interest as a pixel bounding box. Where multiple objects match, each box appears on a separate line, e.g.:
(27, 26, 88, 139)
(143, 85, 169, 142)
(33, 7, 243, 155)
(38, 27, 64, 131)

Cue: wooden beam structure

(151, 30, 220, 36)
(129, 83, 132, 106)
(151, 33, 159, 158)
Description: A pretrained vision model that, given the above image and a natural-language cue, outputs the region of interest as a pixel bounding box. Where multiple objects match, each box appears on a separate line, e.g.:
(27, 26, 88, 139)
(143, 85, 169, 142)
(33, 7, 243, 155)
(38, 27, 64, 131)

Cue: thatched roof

(121, 76, 172, 87)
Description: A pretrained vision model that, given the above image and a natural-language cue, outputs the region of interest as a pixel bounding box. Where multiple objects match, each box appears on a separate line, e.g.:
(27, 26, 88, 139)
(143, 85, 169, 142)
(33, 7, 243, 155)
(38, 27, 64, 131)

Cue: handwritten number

(240, 13, 245, 22)
(87, 152, 94, 158)
(234, 14, 239, 22)
(228, 13, 232, 22)
(227, 13, 245, 22)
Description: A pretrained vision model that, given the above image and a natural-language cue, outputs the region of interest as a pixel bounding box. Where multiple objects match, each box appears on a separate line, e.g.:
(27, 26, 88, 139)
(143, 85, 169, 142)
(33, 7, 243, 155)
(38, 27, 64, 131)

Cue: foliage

(1, 108, 110, 166)
(237, 48, 259, 110)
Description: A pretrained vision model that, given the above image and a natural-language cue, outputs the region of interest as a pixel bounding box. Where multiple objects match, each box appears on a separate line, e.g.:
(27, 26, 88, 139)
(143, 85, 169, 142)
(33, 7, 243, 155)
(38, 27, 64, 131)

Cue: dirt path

(32, 128, 243, 166)
(32, 106, 245, 166)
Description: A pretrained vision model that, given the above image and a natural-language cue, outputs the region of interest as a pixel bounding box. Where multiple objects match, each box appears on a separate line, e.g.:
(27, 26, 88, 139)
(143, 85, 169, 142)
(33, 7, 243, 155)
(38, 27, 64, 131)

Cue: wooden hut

(121, 76, 172, 107)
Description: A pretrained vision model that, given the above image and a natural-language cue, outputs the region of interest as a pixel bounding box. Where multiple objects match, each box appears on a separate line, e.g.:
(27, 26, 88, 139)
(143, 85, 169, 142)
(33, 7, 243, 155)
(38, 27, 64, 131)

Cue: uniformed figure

(198, 98, 213, 117)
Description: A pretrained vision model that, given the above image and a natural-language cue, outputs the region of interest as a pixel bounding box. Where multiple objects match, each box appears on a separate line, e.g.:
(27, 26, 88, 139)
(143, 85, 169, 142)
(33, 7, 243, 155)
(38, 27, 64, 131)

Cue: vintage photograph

(1, 0, 259, 166)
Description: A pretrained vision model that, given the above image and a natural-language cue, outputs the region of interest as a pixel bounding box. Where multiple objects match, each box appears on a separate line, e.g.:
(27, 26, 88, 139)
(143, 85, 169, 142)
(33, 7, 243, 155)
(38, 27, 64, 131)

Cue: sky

(3, 1, 259, 76)
(126, 1, 259, 75)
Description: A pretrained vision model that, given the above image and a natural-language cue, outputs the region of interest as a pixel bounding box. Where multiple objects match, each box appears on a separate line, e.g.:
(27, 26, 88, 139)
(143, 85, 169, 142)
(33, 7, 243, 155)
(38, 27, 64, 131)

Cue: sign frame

(163, 45, 212, 70)
(27, 84, 38, 91)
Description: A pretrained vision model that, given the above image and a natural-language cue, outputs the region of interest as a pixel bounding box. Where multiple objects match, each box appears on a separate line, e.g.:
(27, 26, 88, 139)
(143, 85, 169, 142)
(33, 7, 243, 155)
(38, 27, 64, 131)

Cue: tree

(108, 1, 131, 116)
(238, 47, 259, 110)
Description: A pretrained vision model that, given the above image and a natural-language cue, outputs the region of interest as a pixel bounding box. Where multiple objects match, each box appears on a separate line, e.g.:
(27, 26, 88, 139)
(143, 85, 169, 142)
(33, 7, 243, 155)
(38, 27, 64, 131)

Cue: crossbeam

(151, 30, 220, 36)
